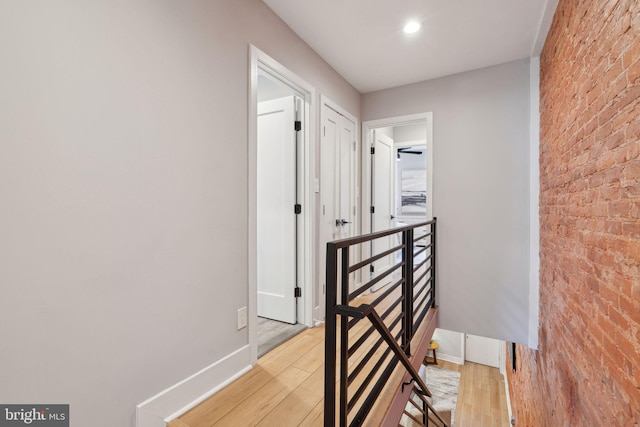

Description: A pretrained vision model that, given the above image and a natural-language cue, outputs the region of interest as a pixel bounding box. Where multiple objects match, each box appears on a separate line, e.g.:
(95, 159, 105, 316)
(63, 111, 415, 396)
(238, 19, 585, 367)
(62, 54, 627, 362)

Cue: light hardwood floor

(171, 326, 510, 427)
(437, 360, 511, 427)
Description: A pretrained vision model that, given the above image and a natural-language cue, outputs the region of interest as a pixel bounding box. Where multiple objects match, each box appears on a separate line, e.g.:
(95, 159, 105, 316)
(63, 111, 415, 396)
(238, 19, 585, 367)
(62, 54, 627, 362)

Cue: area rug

(401, 364, 460, 426)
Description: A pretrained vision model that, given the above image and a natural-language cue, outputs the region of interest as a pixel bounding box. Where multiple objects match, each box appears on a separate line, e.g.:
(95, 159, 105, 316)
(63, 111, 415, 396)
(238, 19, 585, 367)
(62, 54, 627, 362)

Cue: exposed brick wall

(508, 0, 640, 425)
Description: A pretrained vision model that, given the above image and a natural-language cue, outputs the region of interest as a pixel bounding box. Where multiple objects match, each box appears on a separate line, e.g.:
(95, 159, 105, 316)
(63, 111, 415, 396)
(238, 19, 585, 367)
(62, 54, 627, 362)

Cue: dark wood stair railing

(324, 218, 447, 427)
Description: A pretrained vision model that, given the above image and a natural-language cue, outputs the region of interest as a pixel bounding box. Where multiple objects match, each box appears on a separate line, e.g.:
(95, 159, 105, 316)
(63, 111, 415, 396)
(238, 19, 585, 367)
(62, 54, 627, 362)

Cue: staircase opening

(324, 219, 447, 426)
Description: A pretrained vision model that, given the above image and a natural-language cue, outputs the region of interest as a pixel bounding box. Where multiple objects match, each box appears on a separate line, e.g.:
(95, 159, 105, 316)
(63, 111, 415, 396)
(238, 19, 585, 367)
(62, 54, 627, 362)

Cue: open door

(257, 96, 298, 324)
(371, 131, 395, 289)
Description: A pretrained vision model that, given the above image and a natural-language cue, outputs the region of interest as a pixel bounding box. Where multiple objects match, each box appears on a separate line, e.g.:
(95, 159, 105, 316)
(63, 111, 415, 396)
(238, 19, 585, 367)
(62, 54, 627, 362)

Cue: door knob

(336, 219, 351, 226)
(390, 215, 395, 220)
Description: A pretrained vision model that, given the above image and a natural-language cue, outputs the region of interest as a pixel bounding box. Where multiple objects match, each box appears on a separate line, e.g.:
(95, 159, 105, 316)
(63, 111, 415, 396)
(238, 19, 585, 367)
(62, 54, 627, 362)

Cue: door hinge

(370, 265, 374, 273)
(371, 147, 375, 155)
(353, 141, 356, 151)
(370, 206, 375, 214)
(295, 287, 302, 298)
(294, 120, 302, 131)
(294, 204, 302, 214)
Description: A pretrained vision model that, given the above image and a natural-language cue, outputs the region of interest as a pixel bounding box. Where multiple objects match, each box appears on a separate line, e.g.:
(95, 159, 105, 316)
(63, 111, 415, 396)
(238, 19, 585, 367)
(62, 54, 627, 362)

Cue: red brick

(604, 220, 623, 234)
(600, 185, 621, 201)
(603, 59, 624, 90)
(511, 1, 640, 425)
(609, 306, 632, 333)
(622, 183, 640, 197)
(589, 171, 606, 187)
(615, 142, 640, 165)
(608, 235, 628, 252)
(609, 32, 633, 63)
(622, 222, 640, 238)
(623, 160, 640, 181)
(609, 200, 630, 217)
(600, 281, 621, 304)
(625, 118, 640, 140)
(597, 150, 618, 171)
(618, 296, 639, 325)
(604, 129, 626, 150)
(615, 83, 640, 113)
(627, 55, 640, 84)
(633, 281, 640, 302)
(603, 0, 622, 20)
(603, 165, 623, 185)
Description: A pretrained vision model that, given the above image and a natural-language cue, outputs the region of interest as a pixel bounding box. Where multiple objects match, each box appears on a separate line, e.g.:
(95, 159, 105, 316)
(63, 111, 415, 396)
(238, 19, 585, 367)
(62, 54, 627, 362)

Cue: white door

(465, 334, 501, 368)
(257, 96, 297, 324)
(320, 105, 356, 309)
(371, 131, 395, 288)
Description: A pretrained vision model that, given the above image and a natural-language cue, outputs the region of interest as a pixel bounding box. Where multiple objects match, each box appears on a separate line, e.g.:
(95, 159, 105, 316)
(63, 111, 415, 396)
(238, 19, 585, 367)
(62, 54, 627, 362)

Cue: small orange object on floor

(424, 341, 439, 365)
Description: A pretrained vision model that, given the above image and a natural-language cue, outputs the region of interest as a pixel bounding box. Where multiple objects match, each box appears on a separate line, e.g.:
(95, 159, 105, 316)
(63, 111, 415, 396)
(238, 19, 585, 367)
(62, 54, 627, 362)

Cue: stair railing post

(402, 228, 414, 355)
(339, 248, 350, 425)
(324, 242, 338, 427)
(431, 218, 437, 308)
(423, 397, 428, 426)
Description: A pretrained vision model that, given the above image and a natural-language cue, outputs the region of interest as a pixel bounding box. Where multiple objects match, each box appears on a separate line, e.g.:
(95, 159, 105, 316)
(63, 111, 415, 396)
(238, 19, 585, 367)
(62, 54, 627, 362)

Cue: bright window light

(403, 21, 421, 34)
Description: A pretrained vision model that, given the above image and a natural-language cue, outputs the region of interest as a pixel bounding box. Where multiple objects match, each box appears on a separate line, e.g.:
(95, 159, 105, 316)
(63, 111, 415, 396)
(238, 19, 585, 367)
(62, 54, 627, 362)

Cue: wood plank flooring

(437, 360, 511, 427)
(171, 327, 510, 427)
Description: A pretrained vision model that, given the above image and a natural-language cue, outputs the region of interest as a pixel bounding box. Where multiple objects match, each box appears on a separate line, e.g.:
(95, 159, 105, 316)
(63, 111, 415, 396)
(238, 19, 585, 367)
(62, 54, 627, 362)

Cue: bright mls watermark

(0, 405, 68, 426)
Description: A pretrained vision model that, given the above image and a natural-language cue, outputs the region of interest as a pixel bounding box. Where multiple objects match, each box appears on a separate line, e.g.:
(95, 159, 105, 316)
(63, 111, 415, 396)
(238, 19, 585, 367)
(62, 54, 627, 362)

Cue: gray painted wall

(394, 123, 425, 143)
(0, 1, 359, 426)
(363, 59, 531, 344)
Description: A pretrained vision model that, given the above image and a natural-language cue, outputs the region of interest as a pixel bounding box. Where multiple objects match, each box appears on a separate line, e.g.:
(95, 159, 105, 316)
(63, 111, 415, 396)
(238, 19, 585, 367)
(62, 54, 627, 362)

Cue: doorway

(465, 334, 501, 368)
(362, 113, 433, 293)
(257, 92, 299, 325)
(249, 46, 315, 363)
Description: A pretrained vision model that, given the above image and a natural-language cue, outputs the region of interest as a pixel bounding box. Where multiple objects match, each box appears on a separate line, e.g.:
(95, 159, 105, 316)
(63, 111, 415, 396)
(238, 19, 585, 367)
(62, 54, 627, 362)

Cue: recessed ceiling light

(403, 21, 421, 34)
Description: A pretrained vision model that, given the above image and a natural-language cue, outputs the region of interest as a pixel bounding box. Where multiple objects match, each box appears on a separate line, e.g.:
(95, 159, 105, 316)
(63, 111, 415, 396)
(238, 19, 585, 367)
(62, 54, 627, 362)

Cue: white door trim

(361, 113, 433, 236)
(249, 45, 316, 364)
(317, 95, 359, 324)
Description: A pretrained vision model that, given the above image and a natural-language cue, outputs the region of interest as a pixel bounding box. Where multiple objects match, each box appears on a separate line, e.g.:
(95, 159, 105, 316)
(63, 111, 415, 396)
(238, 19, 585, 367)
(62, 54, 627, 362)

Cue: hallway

(170, 326, 510, 426)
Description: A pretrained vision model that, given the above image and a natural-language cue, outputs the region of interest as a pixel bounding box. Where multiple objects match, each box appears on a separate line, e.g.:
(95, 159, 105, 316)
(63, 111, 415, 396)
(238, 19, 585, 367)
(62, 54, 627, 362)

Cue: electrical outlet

(237, 307, 247, 330)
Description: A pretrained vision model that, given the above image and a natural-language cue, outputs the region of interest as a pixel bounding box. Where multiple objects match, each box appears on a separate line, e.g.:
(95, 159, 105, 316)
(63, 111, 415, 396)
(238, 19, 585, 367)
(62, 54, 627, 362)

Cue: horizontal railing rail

(324, 218, 445, 426)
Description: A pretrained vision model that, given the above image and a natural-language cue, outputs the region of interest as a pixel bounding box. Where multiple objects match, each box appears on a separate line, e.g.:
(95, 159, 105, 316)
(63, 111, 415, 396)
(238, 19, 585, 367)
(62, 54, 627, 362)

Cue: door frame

(361, 113, 434, 236)
(249, 45, 316, 364)
(316, 95, 359, 324)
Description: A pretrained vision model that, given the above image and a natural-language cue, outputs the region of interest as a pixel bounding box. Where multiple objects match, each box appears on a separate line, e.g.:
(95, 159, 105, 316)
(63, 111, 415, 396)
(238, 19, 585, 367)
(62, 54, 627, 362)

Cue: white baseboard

(504, 368, 513, 423)
(136, 345, 252, 427)
(437, 353, 465, 365)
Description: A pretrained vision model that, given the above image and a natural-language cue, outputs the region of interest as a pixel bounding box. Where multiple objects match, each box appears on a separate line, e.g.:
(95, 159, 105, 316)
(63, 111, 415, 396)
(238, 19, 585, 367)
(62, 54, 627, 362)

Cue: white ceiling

(262, 0, 557, 93)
